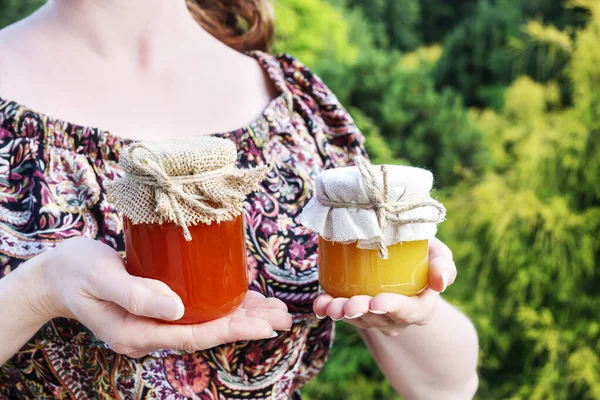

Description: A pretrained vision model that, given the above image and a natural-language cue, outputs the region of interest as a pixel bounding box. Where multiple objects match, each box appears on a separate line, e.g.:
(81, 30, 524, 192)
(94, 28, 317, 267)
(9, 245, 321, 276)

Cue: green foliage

(295, 0, 598, 398)
(302, 322, 401, 400)
(508, 20, 573, 84)
(332, 47, 487, 186)
(272, 0, 358, 67)
(431, 0, 591, 109)
(434, 0, 521, 107)
(344, 0, 421, 51)
(377, 64, 486, 186)
(348, 106, 402, 165)
(418, 0, 478, 44)
(0, 0, 44, 29)
(440, 2, 600, 398)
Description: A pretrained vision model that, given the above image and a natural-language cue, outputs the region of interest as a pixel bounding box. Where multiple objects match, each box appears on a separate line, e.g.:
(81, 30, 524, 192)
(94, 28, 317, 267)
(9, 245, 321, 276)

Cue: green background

(1, 0, 599, 398)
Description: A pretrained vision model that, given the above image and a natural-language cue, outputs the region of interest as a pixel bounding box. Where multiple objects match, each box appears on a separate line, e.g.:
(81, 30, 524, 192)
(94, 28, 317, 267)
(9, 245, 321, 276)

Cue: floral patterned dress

(0, 52, 365, 400)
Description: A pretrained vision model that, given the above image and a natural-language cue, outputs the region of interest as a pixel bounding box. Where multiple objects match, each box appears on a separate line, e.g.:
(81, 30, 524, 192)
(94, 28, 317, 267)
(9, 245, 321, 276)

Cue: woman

(0, 1, 479, 399)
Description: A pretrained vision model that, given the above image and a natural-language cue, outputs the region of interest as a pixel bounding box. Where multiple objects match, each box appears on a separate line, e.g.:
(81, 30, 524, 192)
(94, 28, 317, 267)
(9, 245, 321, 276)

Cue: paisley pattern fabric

(0, 52, 365, 399)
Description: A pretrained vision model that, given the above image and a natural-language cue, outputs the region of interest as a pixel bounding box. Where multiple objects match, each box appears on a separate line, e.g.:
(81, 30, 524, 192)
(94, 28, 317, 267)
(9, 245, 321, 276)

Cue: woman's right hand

(29, 237, 292, 358)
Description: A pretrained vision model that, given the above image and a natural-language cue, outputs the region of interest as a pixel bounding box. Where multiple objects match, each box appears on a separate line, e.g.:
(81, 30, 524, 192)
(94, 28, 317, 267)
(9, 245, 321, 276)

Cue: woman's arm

(0, 255, 50, 365)
(359, 299, 478, 399)
(314, 238, 479, 399)
(1, 238, 292, 366)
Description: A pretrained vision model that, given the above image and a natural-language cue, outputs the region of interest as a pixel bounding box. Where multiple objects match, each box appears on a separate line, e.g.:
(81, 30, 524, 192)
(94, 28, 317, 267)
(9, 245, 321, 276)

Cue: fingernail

(344, 312, 364, 320)
(441, 270, 448, 293)
(315, 314, 326, 320)
(331, 316, 343, 321)
(155, 296, 185, 320)
(269, 331, 278, 338)
(369, 310, 387, 315)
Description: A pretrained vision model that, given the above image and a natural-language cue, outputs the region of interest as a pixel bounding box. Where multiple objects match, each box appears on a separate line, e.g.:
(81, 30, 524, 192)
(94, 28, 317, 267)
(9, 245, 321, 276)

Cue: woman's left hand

(313, 237, 457, 336)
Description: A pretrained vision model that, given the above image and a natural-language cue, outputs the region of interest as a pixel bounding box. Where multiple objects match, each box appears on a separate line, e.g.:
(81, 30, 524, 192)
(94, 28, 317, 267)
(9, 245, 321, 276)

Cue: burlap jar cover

(107, 137, 269, 241)
(300, 157, 446, 259)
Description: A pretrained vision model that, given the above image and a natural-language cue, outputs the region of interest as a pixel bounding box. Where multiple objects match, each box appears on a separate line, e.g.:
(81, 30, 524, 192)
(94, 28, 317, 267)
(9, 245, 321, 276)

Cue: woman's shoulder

(253, 51, 357, 129)
(253, 52, 334, 100)
(250, 51, 365, 168)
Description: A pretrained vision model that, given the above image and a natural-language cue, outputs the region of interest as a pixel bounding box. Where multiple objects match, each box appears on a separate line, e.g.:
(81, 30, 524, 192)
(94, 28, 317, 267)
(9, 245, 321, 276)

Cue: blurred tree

(441, 1, 600, 398)
(433, 0, 521, 108)
(348, 106, 402, 165)
(303, 322, 401, 400)
(0, 0, 43, 29)
(272, 0, 359, 67)
(340, 0, 422, 51)
(378, 61, 487, 187)
(509, 20, 573, 84)
(433, 0, 590, 109)
(339, 46, 487, 186)
(519, 0, 589, 30)
(418, 0, 477, 44)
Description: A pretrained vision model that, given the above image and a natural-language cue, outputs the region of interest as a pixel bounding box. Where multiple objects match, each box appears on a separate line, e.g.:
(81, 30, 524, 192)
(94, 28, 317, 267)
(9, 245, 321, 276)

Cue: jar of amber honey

(300, 157, 445, 297)
(108, 138, 269, 324)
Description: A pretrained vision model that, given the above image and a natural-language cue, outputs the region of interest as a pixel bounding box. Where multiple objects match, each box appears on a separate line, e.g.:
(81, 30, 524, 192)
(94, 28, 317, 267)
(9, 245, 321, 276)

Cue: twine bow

(317, 156, 446, 259)
(124, 143, 241, 241)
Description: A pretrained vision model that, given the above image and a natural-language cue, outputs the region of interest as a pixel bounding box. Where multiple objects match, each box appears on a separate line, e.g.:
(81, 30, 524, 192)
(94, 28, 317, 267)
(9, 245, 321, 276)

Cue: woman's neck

(41, 0, 209, 68)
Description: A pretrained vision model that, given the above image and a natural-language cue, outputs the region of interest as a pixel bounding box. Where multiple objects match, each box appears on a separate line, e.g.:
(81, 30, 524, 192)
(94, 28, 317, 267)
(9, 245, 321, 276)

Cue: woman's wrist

(0, 252, 61, 366)
(14, 251, 61, 325)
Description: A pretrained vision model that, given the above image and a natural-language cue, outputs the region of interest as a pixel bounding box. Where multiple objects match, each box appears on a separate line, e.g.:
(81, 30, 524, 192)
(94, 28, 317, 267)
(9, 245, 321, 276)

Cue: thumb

(91, 264, 185, 321)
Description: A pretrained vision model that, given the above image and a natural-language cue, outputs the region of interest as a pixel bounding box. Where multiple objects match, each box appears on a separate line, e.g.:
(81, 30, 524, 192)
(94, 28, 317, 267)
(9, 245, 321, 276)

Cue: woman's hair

(186, 0, 274, 52)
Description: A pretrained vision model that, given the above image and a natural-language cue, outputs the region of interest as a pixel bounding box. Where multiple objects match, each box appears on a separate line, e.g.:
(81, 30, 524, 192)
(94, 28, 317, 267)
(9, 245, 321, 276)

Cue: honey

(124, 216, 248, 324)
(318, 237, 428, 297)
(108, 138, 269, 324)
(300, 158, 445, 299)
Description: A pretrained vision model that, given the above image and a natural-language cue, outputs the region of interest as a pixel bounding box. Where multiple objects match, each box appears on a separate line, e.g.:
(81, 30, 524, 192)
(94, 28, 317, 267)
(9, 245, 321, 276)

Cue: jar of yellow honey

(300, 157, 445, 297)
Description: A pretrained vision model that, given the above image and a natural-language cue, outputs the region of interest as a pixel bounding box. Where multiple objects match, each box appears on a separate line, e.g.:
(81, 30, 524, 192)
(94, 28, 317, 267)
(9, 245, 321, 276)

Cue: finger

(127, 349, 152, 359)
(138, 278, 179, 297)
(380, 327, 403, 337)
(84, 297, 284, 355)
(137, 315, 278, 352)
(429, 238, 457, 292)
(325, 298, 349, 321)
(342, 318, 370, 330)
(429, 237, 453, 259)
(342, 296, 371, 320)
(372, 290, 439, 326)
(242, 291, 289, 312)
(409, 289, 440, 325)
(244, 290, 265, 301)
(193, 315, 279, 347)
(370, 293, 418, 325)
(358, 312, 395, 328)
(94, 273, 185, 321)
(313, 294, 334, 318)
(244, 308, 293, 331)
(369, 293, 408, 315)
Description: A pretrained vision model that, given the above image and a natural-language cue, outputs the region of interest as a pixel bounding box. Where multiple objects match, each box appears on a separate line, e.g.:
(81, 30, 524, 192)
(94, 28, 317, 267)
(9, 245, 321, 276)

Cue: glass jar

(318, 237, 428, 297)
(124, 216, 248, 324)
(300, 158, 445, 298)
(108, 138, 269, 324)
